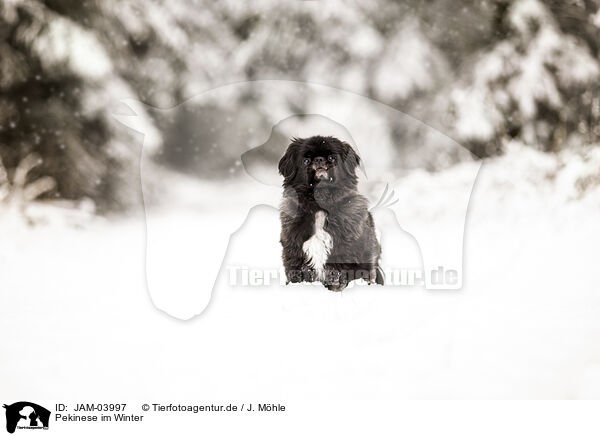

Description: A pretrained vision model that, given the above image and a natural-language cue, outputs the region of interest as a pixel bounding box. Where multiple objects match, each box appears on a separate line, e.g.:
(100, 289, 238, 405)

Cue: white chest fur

(302, 211, 333, 280)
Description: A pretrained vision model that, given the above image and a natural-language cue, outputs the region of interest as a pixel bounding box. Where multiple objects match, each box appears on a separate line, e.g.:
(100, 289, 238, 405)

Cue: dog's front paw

(286, 268, 304, 283)
(323, 269, 350, 292)
(323, 268, 340, 285)
(326, 282, 347, 292)
(286, 267, 316, 283)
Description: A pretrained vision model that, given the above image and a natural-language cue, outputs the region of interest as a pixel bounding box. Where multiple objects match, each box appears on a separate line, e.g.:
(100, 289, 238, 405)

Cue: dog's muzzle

(315, 168, 328, 180)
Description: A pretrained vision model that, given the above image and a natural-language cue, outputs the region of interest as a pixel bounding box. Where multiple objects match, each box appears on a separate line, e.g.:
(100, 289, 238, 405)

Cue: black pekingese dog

(278, 135, 384, 291)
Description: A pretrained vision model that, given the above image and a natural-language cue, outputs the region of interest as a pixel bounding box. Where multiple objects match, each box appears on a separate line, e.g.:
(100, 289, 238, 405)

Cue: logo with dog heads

(3, 402, 50, 433)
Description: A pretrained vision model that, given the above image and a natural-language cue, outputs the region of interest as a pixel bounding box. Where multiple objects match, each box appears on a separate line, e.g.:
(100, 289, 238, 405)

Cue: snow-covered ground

(2, 144, 600, 433)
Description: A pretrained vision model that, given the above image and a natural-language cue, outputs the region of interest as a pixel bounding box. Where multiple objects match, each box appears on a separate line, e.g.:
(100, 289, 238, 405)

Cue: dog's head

(278, 136, 361, 191)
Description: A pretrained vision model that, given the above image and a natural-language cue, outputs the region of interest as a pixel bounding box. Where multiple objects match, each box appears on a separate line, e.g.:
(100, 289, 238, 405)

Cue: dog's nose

(313, 156, 326, 167)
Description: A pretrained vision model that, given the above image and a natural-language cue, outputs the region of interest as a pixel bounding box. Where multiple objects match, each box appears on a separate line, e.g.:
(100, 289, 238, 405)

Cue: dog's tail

(369, 183, 398, 212)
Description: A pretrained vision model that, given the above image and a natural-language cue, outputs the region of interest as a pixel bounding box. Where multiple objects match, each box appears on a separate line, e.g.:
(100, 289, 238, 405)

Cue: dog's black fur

(278, 135, 384, 291)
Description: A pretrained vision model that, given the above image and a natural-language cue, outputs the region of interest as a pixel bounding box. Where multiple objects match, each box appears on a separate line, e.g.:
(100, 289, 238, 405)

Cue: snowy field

(3, 0, 600, 433)
(2, 144, 600, 434)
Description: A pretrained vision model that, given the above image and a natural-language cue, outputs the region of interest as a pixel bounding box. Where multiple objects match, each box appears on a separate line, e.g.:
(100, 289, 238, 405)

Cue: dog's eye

(328, 155, 336, 162)
(302, 158, 311, 165)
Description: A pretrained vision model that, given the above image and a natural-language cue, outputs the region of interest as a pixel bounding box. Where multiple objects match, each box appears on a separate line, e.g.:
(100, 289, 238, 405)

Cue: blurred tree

(1, 0, 599, 212)
(448, 0, 600, 156)
(0, 0, 140, 210)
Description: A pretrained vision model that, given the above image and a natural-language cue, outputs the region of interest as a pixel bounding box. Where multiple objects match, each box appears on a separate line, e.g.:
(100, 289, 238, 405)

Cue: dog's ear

(278, 138, 302, 180)
(341, 141, 361, 172)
